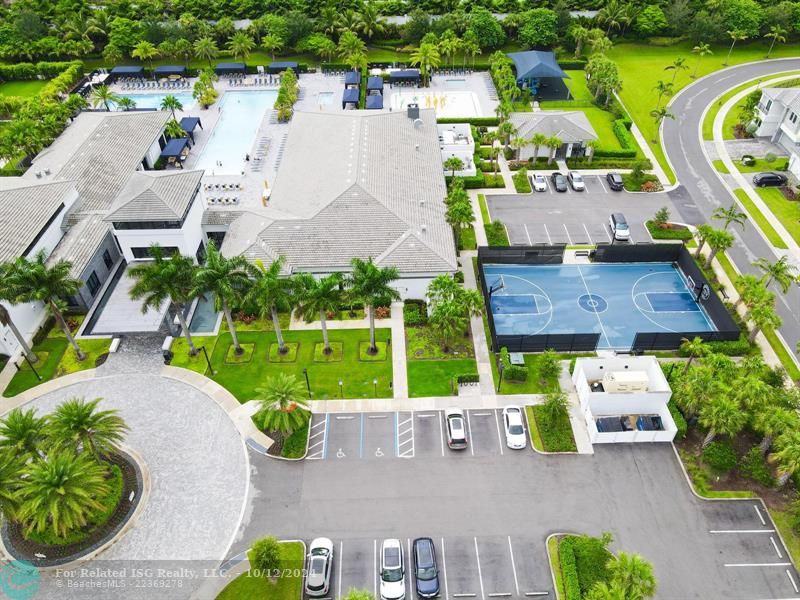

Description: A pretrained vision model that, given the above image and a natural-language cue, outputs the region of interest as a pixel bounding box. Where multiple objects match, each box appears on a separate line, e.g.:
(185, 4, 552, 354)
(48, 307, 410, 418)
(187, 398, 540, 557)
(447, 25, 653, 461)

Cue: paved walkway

(461, 250, 497, 398)
(390, 301, 408, 399)
(559, 362, 594, 455)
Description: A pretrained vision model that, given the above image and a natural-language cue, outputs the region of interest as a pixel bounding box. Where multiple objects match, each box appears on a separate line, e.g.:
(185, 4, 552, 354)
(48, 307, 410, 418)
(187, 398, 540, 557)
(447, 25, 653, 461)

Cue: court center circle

(578, 293, 608, 313)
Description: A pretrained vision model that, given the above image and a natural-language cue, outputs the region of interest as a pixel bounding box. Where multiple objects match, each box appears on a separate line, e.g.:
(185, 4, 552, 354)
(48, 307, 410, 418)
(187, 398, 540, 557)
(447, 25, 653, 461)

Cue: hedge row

(446, 173, 504, 189)
(0, 60, 81, 81)
(559, 538, 582, 600)
(592, 147, 637, 159)
(668, 400, 687, 439)
(612, 117, 637, 153)
(403, 299, 428, 326)
(500, 347, 528, 381)
(438, 117, 500, 126)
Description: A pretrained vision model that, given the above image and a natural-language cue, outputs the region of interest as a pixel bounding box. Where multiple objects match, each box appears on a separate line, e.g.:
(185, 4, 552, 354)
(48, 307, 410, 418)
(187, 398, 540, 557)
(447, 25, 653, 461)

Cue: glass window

(87, 271, 101, 296)
(103, 249, 113, 269)
(790, 112, 798, 124)
(131, 246, 179, 259)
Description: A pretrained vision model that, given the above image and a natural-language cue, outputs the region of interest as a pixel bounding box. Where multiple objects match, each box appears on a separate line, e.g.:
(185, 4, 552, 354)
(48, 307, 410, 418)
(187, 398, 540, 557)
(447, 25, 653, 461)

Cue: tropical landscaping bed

(526, 398, 577, 453)
(217, 540, 305, 600)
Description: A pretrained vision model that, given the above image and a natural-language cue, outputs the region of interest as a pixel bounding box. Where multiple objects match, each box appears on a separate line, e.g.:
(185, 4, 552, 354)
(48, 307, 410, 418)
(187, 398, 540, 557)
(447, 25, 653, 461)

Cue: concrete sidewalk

(307, 393, 547, 413)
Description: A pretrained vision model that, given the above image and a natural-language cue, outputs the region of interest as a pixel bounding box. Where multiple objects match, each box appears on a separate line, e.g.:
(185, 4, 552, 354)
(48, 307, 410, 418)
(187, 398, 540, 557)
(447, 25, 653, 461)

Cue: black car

(550, 172, 568, 192)
(413, 538, 440, 598)
(606, 172, 624, 191)
(752, 172, 788, 187)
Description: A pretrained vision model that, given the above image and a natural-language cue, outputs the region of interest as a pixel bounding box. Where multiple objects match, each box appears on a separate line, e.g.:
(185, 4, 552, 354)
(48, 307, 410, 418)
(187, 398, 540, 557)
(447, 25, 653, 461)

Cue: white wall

(0, 301, 47, 357)
(789, 153, 800, 180)
(144, 137, 163, 169)
(586, 404, 677, 444)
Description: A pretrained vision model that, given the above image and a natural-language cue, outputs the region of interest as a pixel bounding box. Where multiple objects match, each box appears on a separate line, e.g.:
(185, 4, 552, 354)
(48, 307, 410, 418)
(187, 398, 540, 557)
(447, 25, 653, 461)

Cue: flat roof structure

(366, 95, 383, 110)
(109, 66, 144, 79)
(90, 264, 170, 334)
(345, 71, 361, 86)
(342, 88, 359, 108)
(268, 61, 298, 74)
(367, 76, 385, 92)
(154, 65, 186, 77)
(215, 62, 246, 75)
(389, 69, 420, 83)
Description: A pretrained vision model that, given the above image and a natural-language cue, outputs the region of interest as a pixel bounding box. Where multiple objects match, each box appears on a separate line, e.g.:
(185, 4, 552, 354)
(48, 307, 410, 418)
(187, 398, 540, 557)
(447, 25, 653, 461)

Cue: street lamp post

(339, 380, 343, 399)
(21, 353, 42, 381)
(497, 360, 505, 392)
(303, 368, 311, 398)
(373, 378, 378, 397)
(200, 346, 214, 375)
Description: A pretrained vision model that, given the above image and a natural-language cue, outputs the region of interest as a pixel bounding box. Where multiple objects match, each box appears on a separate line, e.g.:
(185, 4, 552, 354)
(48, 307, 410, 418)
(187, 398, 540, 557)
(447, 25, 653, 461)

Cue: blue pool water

(446, 79, 467, 88)
(483, 263, 716, 349)
(111, 92, 196, 110)
(189, 293, 220, 333)
(318, 91, 334, 105)
(195, 90, 277, 175)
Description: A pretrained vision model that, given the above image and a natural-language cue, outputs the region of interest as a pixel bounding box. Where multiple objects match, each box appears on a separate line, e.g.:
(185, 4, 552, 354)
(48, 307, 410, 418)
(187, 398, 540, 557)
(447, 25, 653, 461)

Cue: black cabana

(215, 62, 246, 75)
(154, 65, 186, 78)
(160, 137, 191, 168)
(367, 76, 384, 94)
(109, 66, 144, 81)
(365, 95, 383, 110)
(506, 51, 570, 99)
(179, 117, 202, 142)
(268, 61, 299, 74)
(388, 69, 420, 85)
(344, 70, 361, 87)
(342, 88, 359, 108)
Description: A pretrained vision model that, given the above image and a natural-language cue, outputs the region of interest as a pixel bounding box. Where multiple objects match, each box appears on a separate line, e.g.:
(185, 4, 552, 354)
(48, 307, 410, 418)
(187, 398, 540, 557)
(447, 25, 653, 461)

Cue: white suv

(609, 213, 631, 241)
(380, 539, 406, 600)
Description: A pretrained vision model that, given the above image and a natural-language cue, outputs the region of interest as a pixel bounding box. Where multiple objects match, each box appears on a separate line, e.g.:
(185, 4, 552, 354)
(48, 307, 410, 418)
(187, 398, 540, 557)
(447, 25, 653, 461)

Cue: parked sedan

(606, 172, 624, 191)
(445, 408, 468, 450)
(305, 537, 334, 597)
(567, 171, 585, 191)
(413, 538, 440, 598)
(531, 173, 547, 192)
(380, 539, 406, 600)
(752, 172, 788, 187)
(502, 406, 527, 450)
(550, 172, 568, 192)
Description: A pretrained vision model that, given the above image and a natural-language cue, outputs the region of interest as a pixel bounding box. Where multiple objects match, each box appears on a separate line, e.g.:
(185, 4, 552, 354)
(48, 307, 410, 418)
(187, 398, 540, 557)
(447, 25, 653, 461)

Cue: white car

(380, 539, 406, 600)
(502, 406, 527, 450)
(306, 537, 334, 597)
(567, 171, 585, 191)
(445, 408, 468, 450)
(531, 173, 547, 192)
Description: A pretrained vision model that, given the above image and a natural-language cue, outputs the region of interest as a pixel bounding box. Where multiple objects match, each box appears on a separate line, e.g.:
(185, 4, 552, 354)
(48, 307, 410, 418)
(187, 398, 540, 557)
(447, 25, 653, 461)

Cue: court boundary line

(633, 292, 703, 314)
(630, 272, 718, 334)
(493, 274, 554, 336)
(574, 264, 612, 348)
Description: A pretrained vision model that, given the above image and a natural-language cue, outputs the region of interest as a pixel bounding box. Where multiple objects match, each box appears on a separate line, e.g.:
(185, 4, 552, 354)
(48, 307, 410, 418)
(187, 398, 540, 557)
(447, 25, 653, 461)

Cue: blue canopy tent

(342, 88, 360, 109)
(367, 76, 384, 94)
(109, 66, 144, 82)
(506, 51, 570, 100)
(344, 70, 361, 88)
(179, 117, 202, 142)
(388, 69, 420, 86)
(268, 61, 299, 74)
(160, 138, 191, 168)
(215, 62, 246, 75)
(154, 65, 186, 78)
(365, 95, 383, 110)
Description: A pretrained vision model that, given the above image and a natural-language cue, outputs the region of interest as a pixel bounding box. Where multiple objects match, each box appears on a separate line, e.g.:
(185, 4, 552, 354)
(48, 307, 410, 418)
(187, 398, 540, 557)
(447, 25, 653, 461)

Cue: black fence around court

(497, 333, 600, 353)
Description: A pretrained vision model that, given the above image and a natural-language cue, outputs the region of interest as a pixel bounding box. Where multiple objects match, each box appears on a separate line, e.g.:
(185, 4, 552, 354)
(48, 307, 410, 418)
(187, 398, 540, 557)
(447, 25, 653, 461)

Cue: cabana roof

(388, 69, 420, 83)
(367, 76, 385, 91)
(344, 70, 361, 85)
(160, 137, 191, 158)
(268, 61, 299, 74)
(153, 65, 186, 76)
(109, 66, 144, 77)
(215, 62, 246, 74)
(342, 88, 359, 106)
(366, 95, 383, 110)
(179, 117, 202, 133)
(506, 51, 569, 82)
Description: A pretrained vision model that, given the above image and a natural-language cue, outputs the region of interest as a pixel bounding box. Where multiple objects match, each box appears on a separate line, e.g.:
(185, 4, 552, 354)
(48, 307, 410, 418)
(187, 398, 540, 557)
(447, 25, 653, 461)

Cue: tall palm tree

(410, 43, 441, 87)
(349, 258, 400, 354)
(194, 37, 219, 68)
(295, 273, 345, 355)
(262, 35, 284, 61)
(649, 108, 674, 142)
(597, 0, 625, 36)
(604, 552, 657, 599)
(770, 430, 800, 486)
(5, 251, 86, 360)
(128, 245, 199, 355)
(131, 40, 159, 72)
(0, 263, 38, 363)
(0, 408, 47, 460)
(703, 228, 734, 269)
(691, 42, 712, 78)
(17, 450, 111, 538)
(89, 84, 120, 111)
(679, 337, 708, 374)
(336, 9, 361, 35)
(664, 57, 688, 85)
(116, 96, 136, 111)
(48, 397, 128, 461)
(569, 25, 590, 58)
(754, 256, 798, 294)
(0, 450, 24, 521)
(747, 299, 782, 343)
(546, 136, 562, 164)
(357, 3, 385, 40)
(174, 38, 192, 68)
(764, 25, 787, 59)
(754, 406, 797, 456)
(244, 257, 295, 354)
(337, 30, 367, 71)
(227, 31, 255, 62)
(698, 394, 747, 447)
(712, 203, 747, 231)
(164, 119, 185, 139)
(652, 80, 673, 110)
(674, 366, 719, 419)
(254, 373, 310, 434)
(160, 95, 183, 120)
(724, 30, 748, 66)
(192, 241, 252, 355)
(530, 132, 548, 163)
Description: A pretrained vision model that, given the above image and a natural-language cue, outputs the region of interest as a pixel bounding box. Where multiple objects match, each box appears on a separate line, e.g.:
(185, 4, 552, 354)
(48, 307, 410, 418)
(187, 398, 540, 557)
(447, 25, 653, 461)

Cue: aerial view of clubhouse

(0, 6, 799, 599)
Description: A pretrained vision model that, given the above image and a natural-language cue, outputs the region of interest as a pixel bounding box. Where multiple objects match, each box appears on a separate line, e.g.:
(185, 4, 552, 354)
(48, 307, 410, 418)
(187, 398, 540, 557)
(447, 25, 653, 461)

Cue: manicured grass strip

(217, 541, 305, 600)
(359, 341, 387, 361)
(525, 406, 546, 452)
(313, 342, 343, 362)
(646, 220, 693, 240)
(407, 359, 477, 397)
(512, 169, 531, 193)
(734, 158, 788, 173)
(762, 327, 800, 383)
(269, 342, 299, 362)
(478, 193, 491, 224)
(459, 225, 477, 251)
(0, 80, 48, 97)
(769, 508, 800, 568)
(714, 251, 739, 285)
(712, 159, 729, 174)
(733, 189, 788, 249)
(170, 337, 211, 373)
(546, 536, 565, 599)
(225, 343, 254, 364)
(55, 338, 111, 377)
(756, 187, 800, 247)
(528, 404, 577, 452)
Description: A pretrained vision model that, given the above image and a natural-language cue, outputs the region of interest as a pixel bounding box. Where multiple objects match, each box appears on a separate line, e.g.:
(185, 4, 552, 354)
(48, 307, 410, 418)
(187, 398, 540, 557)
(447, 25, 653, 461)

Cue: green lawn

(770, 508, 800, 567)
(712, 159, 729, 174)
(0, 80, 48, 97)
(541, 69, 594, 107)
(459, 225, 477, 251)
(217, 541, 304, 600)
(756, 187, 800, 246)
(609, 41, 800, 183)
(170, 328, 394, 401)
(733, 189, 788, 249)
(735, 158, 789, 173)
(492, 353, 565, 395)
(407, 359, 478, 397)
(526, 405, 577, 452)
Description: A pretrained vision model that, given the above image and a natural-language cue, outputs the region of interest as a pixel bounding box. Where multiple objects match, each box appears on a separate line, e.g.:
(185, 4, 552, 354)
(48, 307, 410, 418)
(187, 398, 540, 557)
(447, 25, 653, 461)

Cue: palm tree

(89, 84, 120, 111)
(116, 96, 136, 111)
(765, 25, 787, 59)
(262, 35, 284, 61)
(227, 31, 255, 62)
(754, 256, 798, 294)
(160, 95, 183, 120)
(244, 257, 295, 354)
(0, 408, 47, 460)
(131, 40, 159, 72)
(254, 373, 310, 434)
(497, 121, 517, 149)
(597, 0, 625, 36)
(294, 273, 345, 355)
(712, 203, 747, 231)
(0, 450, 24, 521)
(546, 136, 562, 164)
(734, 274, 766, 311)
(174, 38, 192, 68)
(357, 3, 385, 40)
(589, 35, 613, 56)
(349, 258, 400, 354)
(604, 552, 657, 599)
(724, 30, 748, 66)
(754, 406, 797, 456)
(192, 242, 251, 355)
(649, 108, 674, 143)
(664, 57, 688, 85)
(770, 430, 800, 486)
(128, 245, 199, 355)
(703, 228, 734, 269)
(0, 264, 38, 363)
(691, 42, 712, 78)
(5, 251, 86, 360)
(586, 581, 626, 600)
(698, 394, 747, 447)
(652, 80, 673, 110)
(675, 366, 719, 419)
(410, 43, 441, 87)
(48, 397, 128, 461)
(530, 132, 547, 163)
(337, 30, 367, 71)
(336, 9, 361, 35)
(679, 337, 708, 374)
(693, 223, 715, 259)
(569, 25, 590, 58)
(164, 119, 185, 140)
(747, 299, 782, 343)
(17, 450, 111, 538)
(446, 197, 475, 248)
(194, 37, 219, 68)
(443, 156, 464, 177)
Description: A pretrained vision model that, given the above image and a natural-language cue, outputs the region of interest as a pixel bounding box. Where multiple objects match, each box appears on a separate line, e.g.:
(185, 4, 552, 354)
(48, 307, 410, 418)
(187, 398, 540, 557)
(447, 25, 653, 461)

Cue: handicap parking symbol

(336, 448, 346, 458)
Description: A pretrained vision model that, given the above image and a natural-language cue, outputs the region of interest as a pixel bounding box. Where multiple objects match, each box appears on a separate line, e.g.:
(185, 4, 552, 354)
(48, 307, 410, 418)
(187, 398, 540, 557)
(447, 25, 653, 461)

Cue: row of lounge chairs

(204, 182, 242, 191)
(207, 196, 240, 205)
(119, 80, 190, 90)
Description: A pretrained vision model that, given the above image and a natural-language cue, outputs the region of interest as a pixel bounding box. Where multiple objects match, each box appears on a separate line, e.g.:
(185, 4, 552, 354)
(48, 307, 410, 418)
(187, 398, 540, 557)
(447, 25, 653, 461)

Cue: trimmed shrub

(559, 538, 581, 600)
(677, 335, 751, 357)
(668, 400, 687, 439)
(612, 118, 637, 151)
(512, 167, 531, 193)
(437, 117, 500, 126)
(570, 534, 612, 596)
(500, 347, 528, 382)
(591, 148, 639, 159)
(250, 536, 281, 576)
(701, 439, 737, 473)
(403, 300, 428, 326)
(454, 271, 464, 284)
(740, 446, 775, 487)
(485, 220, 509, 246)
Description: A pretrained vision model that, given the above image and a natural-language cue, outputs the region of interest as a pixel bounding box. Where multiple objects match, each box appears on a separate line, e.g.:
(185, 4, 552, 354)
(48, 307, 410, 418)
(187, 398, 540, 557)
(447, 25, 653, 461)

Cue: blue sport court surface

(483, 263, 717, 350)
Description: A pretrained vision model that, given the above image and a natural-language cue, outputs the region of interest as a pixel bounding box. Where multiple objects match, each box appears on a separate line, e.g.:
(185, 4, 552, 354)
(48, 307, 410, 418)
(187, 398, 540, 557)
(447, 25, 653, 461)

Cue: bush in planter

(741, 154, 756, 166)
(500, 347, 528, 382)
(250, 536, 281, 576)
(740, 446, 775, 487)
(640, 180, 660, 192)
(701, 439, 737, 473)
(403, 300, 428, 326)
(765, 152, 777, 164)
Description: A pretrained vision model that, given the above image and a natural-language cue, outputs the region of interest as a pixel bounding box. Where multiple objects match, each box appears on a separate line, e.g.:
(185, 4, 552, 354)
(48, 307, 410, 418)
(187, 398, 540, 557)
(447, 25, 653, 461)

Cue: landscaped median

(478, 193, 510, 246)
(217, 539, 304, 600)
(526, 395, 577, 453)
(732, 189, 788, 250)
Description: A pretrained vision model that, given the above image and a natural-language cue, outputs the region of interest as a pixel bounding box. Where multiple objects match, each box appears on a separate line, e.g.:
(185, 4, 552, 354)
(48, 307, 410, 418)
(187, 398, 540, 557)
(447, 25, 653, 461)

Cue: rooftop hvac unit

(407, 103, 419, 119)
(602, 370, 649, 393)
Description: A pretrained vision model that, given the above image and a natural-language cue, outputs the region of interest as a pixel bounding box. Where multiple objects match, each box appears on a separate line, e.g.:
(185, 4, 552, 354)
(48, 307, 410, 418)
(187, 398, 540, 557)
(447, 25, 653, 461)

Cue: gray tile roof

(761, 88, 800, 116)
(0, 180, 76, 262)
(47, 214, 112, 277)
(105, 170, 203, 222)
(510, 111, 598, 143)
(202, 210, 245, 226)
(225, 109, 457, 274)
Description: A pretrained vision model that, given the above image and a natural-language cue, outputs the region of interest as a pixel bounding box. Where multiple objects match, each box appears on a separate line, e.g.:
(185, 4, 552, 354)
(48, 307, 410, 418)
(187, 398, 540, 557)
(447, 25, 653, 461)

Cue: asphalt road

(234, 412, 798, 600)
(662, 57, 800, 356)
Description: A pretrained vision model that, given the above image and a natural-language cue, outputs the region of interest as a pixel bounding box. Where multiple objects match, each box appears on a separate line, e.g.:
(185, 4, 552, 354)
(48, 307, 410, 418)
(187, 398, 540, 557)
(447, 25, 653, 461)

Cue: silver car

(502, 406, 527, 450)
(445, 408, 468, 450)
(567, 171, 585, 191)
(306, 537, 334, 597)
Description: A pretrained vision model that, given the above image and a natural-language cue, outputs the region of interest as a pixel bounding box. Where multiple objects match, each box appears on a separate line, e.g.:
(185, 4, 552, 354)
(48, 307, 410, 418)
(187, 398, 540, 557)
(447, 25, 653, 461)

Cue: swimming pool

(445, 79, 467, 89)
(112, 92, 196, 111)
(483, 263, 717, 350)
(189, 293, 220, 334)
(318, 91, 334, 105)
(195, 90, 277, 175)
(389, 90, 482, 118)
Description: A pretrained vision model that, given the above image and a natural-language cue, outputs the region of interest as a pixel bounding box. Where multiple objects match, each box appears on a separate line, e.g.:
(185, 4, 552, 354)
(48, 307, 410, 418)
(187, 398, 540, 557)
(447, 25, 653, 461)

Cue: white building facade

(438, 123, 477, 177)
(754, 88, 800, 178)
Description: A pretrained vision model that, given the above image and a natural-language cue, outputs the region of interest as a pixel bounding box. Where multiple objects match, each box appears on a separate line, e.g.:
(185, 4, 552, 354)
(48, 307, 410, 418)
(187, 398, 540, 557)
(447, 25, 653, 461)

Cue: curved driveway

(663, 57, 800, 351)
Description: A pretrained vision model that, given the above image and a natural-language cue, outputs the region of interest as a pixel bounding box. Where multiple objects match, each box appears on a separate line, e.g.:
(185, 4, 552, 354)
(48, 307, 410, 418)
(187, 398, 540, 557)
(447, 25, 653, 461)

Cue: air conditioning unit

(602, 370, 649, 393)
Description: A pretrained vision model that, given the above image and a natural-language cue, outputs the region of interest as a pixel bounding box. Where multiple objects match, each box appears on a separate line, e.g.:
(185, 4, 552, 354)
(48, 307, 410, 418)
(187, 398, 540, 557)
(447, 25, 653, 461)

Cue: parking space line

(523, 593, 549, 597)
(441, 537, 450, 600)
(408, 538, 413, 596)
(709, 530, 775, 534)
(787, 569, 799, 593)
(771, 537, 784, 559)
(755, 505, 767, 525)
(543, 224, 552, 244)
(417, 413, 436, 418)
(494, 411, 504, 456)
(336, 416, 356, 420)
(562, 224, 573, 245)
(524, 224, 532, 245)
(360, 413, 364, 459)
(582, 223, 592, 244)
(474, 537, 486, 600)
(374, 539, 378, 599)
(397, 412, 414, 458)
(368, 415, 388, 419)
(597, 176, 607, 193)
(724, 562, 792, 567)
(439, 411, 445, 456)
(338, 541, 343, 600)
(307, 415, 327, 460)
(466, 411, 474, 456)
(507, 537, 520, 596)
